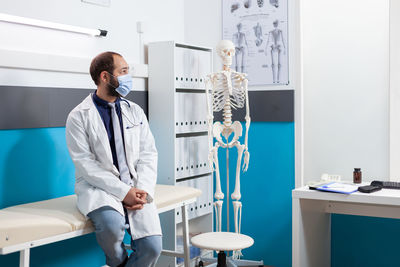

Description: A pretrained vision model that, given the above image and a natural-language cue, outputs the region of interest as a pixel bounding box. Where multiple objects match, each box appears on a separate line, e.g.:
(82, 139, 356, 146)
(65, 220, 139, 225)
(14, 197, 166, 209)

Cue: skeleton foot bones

(205, 40, 251, 236)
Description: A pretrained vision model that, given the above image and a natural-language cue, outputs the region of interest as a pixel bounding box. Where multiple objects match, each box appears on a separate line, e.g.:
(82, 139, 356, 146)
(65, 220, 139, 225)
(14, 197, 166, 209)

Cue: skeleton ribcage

(211, 74, 246, 112)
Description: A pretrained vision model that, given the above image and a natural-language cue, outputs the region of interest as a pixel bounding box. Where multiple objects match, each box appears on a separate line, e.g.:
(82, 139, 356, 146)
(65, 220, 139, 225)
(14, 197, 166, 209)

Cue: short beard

(107, 76, 120, 97)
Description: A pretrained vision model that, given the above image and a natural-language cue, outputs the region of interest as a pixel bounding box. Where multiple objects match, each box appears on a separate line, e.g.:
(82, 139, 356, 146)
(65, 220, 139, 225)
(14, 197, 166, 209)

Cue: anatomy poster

(222, 0, 289, 86)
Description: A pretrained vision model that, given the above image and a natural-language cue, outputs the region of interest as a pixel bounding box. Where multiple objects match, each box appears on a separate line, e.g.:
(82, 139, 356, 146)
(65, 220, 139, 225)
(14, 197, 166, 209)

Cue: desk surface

(293, 185, 400, 206)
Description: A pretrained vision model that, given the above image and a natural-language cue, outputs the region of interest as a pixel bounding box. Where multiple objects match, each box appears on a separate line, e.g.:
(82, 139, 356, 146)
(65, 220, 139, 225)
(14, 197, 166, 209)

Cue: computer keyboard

(371, 181, 400, 189)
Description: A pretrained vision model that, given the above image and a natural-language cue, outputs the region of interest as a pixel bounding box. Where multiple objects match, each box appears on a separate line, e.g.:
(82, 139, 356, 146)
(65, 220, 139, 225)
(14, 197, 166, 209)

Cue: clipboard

(316, 182, 358, 194)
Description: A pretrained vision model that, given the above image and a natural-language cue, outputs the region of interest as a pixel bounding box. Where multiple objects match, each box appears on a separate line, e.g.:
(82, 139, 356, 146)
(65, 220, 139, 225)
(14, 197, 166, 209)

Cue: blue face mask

(108, 73, 133, 97)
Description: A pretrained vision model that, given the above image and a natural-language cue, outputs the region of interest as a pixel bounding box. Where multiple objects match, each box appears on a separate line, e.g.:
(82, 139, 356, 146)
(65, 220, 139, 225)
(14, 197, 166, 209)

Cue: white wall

(390, 0, 400, 180)
(302, 0, 390, 182)
(183, 0, 223, 71)
(0, 0, 185, 89)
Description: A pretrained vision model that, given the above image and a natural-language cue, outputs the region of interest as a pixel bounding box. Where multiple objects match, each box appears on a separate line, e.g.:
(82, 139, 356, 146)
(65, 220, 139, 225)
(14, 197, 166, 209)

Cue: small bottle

(353, 168, 362, 184)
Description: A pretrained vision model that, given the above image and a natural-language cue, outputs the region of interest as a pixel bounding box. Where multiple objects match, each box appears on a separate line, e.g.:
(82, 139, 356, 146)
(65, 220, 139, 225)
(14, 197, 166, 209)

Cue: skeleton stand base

(199, 255, 264, 267)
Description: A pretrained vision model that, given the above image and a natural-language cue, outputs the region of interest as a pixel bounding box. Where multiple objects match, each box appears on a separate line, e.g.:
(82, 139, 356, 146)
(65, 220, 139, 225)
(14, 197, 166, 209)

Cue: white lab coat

(65, 94, 162, 240)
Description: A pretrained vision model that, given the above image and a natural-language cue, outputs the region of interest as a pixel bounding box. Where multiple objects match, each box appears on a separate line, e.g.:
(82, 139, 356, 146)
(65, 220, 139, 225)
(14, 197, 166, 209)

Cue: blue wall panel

(332, 214, 400, 267)
(0, 122, 295, 267)
(0, 127, 75, 208)
(216, 122, 295, 267)
(0, 127, 104, 266)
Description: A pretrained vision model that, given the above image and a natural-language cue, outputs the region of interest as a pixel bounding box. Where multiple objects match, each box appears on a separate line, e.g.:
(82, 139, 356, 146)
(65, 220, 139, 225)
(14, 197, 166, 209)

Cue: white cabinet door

(189, 135, 210, 177)
(189, 49, 199, 89)
(198, 50, 212, 89)
(174, 47, 185, 88)
(175, 137, 190, 179)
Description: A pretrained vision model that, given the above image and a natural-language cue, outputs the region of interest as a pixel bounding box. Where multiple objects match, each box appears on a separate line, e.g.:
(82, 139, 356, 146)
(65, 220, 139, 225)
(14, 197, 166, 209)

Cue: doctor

(66, 51, 162, 267)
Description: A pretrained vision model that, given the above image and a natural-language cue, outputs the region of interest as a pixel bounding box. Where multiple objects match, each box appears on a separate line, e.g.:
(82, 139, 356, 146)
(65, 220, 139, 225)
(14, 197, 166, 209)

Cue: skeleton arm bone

(243, 78, 251, 172)
(205, 75, 215, 170)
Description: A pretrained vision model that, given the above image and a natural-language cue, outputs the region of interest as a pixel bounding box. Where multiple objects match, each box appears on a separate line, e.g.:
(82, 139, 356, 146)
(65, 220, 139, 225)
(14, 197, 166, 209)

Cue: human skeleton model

(253, 22, 263, 47)
(265, 19, 286, 83)
(232, 23, 249, 73)
(205, 40, 250, 240)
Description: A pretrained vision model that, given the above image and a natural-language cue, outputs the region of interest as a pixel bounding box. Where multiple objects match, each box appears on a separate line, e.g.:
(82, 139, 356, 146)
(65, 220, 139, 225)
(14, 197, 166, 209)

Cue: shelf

(176, 88, 206, 93)
(149, 41, 213, 267)
(176, 173, 213, 182)
(176, 131, 208, 138)
(175, 42, 212, 51)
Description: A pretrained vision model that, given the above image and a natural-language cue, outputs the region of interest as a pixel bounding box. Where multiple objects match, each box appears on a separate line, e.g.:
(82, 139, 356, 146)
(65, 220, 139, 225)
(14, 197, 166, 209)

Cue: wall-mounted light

(0, 13, 107, 37)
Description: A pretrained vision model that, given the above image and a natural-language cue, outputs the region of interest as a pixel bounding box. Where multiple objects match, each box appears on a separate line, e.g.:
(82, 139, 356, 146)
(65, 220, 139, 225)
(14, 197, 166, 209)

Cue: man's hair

(90, 51, 122, 85)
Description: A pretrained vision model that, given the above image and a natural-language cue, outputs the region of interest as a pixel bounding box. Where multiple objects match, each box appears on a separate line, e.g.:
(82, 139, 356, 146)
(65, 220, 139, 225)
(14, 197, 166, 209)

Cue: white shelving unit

(148, 41, 214, 267)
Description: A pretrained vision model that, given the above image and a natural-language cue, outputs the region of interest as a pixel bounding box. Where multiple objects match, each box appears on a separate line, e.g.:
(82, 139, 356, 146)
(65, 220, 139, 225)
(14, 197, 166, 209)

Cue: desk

(292, 186, 400, 267)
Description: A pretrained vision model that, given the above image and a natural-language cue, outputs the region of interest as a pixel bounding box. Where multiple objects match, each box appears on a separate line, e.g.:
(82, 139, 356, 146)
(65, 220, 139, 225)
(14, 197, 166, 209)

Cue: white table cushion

(0, 209, 74, 248)
(154, 185, 201, 210)
(0, 195, 92, 249)
(191, 232, 254, 251)
(3, 195, 91, 231)
(0, 184, 201, 249)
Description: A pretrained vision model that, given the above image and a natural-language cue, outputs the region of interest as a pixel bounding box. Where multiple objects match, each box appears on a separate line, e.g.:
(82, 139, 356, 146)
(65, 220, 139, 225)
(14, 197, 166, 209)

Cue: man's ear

(100, 71, 108, 84)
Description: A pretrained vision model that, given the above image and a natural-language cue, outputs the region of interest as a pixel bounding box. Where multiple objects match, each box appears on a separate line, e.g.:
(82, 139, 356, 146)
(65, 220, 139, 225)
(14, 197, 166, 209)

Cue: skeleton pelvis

(213, 121, 243, 146)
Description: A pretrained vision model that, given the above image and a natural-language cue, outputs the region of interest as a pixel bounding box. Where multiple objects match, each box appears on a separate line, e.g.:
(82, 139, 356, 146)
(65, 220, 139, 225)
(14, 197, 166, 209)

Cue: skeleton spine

(223, 97, 232, 127)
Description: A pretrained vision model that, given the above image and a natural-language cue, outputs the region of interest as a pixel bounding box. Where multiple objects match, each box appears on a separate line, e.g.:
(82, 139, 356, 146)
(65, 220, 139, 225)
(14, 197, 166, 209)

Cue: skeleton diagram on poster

(222, 0, 289, 86)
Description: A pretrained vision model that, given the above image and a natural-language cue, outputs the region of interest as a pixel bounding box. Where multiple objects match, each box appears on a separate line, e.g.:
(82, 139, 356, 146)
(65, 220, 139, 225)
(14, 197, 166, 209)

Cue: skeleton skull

(216, 40, 235, 67)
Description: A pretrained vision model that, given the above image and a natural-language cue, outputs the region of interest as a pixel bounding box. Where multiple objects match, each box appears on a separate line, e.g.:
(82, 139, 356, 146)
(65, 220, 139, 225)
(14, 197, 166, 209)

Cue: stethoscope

(92, 93, 142, 129)
(120, 99, 142, 129)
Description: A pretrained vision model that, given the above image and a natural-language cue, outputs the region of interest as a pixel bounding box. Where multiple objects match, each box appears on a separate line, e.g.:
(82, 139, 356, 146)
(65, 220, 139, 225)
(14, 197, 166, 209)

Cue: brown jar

(353, 168, 362, 183)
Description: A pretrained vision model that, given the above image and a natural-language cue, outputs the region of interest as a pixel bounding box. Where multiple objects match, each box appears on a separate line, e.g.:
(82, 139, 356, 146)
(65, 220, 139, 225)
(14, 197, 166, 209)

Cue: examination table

(0, 184, 201, 267)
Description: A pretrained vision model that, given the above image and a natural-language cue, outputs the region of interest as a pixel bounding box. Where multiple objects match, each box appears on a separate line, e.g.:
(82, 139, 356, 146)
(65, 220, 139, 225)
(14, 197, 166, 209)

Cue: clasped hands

(123, 187, 148, 210)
